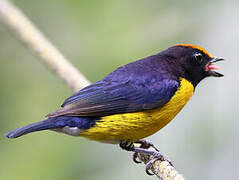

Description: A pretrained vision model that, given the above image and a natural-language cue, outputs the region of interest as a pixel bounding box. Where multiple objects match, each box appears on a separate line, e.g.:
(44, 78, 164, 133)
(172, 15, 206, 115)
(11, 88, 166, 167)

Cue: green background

(0, 0, 237, 179)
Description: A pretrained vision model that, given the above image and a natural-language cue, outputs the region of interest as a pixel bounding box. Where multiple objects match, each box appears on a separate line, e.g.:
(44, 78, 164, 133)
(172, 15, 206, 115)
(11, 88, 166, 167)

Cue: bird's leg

(119, 139, 173, 176)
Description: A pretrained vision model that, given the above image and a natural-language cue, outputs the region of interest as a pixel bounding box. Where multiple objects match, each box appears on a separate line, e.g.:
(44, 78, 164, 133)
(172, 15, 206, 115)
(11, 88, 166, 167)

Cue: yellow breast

(81, 78, 194, 143)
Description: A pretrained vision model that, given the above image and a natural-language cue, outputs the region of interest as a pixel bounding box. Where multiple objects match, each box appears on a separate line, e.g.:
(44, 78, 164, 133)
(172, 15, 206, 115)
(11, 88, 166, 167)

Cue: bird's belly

(80, 78, 194, 143)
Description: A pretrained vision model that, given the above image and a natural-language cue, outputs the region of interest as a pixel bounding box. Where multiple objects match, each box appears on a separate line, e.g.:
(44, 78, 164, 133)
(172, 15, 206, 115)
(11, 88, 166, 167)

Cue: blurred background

(0, 0, 237, 179)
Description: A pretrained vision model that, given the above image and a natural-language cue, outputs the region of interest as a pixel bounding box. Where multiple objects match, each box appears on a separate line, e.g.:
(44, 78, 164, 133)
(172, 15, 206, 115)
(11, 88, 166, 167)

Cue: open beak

(205, 57, 224, 77)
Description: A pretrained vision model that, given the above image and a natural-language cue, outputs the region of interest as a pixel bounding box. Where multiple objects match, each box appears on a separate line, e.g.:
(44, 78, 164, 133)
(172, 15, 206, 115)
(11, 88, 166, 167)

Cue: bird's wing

(46, 74, 179, 118)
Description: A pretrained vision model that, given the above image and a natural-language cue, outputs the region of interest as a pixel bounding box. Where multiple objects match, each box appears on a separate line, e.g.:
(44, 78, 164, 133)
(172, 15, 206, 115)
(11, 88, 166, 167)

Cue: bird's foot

(134, 147, 174, 175)
(119, 139, 173, 176)
(134, 139, 159, 149)
(119, 140, 135, 151)
(132, 139, 159, 163)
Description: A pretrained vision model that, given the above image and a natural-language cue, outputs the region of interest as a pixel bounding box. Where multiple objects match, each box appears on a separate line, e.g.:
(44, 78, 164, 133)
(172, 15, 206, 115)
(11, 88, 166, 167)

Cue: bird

(5, 44, 224, 174)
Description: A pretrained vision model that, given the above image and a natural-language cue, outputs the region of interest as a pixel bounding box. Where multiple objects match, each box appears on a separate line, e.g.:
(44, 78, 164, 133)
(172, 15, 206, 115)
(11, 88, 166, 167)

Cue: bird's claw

(134, 140, 174, 175)
(145, 158, 158, 175)
(133, 152, 141, 163)
(120, 139, 174, 176)
(145, 151, 174, 175)
(137, 140, 174, 166)
(132, 139, 156, 164)
(119, 140, 135, 151)
(135, 139, 158, 150)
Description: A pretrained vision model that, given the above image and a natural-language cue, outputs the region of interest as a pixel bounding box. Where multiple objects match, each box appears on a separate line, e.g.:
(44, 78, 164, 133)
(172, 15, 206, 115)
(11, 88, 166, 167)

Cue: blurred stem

(0, 0, 90, 92)
(0, 1, 184, 179)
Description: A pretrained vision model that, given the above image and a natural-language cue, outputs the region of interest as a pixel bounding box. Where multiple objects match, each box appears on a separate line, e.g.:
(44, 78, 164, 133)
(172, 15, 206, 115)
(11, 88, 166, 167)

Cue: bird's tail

(5, 118, 61, 138)
(5, 116, 96, 138)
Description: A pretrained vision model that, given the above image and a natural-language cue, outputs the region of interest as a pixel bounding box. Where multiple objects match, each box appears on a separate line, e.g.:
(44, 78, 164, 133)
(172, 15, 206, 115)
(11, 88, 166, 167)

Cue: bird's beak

(205, 57, 224, 77)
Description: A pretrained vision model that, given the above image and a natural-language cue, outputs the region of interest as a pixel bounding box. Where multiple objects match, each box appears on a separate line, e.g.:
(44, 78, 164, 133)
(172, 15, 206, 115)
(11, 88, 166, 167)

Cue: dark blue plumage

(47, 54, 180, 118)
(5, 116, 98, 138)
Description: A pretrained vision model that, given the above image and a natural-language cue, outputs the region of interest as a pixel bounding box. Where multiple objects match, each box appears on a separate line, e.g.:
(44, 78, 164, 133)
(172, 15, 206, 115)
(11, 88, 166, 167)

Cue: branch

(135, 147, 184, 180)
(0, 0, 90, 92)
(0, 1, 185, 179)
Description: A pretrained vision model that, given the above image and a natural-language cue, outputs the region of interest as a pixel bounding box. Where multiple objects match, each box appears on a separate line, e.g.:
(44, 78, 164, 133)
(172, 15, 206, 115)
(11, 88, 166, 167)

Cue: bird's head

(163, 44, 224, 87)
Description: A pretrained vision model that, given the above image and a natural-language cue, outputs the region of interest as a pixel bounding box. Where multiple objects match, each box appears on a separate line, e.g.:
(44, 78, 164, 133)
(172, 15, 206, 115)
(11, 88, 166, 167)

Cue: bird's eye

(194, 53, 203, 63)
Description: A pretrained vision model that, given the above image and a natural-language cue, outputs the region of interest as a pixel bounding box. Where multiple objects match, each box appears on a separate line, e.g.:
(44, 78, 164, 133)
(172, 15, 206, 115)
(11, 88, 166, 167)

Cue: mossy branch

(0, 1, 185, 179)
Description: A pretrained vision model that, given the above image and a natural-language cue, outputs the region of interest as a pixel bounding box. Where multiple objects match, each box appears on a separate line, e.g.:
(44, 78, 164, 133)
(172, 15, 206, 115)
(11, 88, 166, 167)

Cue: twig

(0, 1, 185, 179)
(0, 0, 90, 92)
(136, 147, 185, 180)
